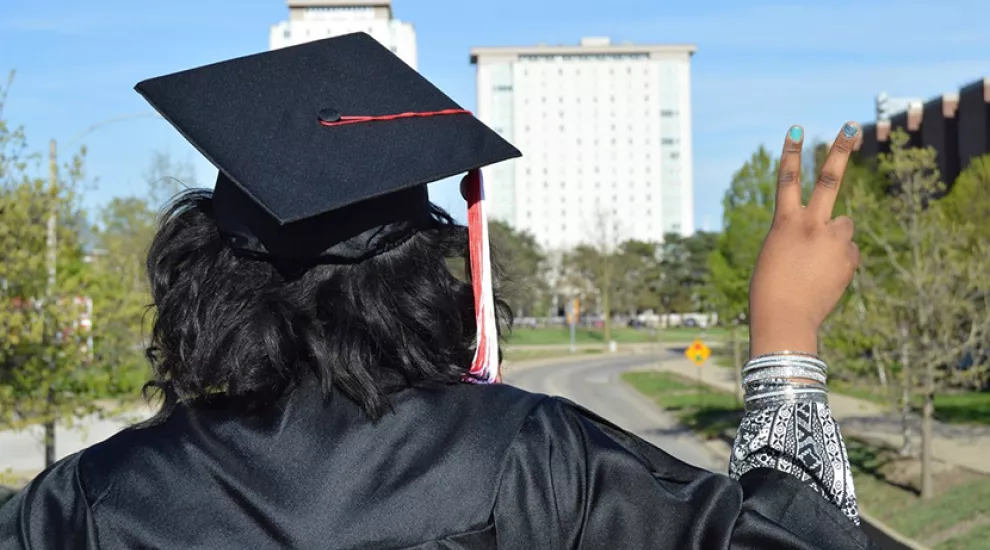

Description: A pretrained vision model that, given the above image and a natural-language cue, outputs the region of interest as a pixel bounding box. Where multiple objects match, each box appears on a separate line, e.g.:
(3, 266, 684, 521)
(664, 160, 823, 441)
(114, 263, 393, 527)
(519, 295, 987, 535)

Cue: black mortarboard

(134, 32, 521, 262)
(135, 32, 516, 383)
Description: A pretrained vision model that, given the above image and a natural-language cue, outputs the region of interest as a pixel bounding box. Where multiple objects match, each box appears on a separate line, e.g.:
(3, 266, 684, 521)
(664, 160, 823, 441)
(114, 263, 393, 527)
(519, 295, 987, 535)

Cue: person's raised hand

(748, 122, 862, 357)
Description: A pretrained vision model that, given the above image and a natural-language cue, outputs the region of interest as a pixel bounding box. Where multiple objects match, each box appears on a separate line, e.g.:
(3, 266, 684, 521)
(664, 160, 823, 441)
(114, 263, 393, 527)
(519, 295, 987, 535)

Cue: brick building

(855, 77, 990, 191)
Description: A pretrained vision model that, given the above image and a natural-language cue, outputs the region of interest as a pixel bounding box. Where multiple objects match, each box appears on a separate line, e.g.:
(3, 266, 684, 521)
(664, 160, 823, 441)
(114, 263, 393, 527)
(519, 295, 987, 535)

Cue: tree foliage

(0, 74, 103, 448)
(708, 146, 779, 325)
(488, 219, 550, 318)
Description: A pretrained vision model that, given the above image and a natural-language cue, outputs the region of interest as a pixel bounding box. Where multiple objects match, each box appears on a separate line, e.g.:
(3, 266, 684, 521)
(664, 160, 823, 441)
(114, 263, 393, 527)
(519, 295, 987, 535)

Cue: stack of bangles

(742, 351, 829, 411)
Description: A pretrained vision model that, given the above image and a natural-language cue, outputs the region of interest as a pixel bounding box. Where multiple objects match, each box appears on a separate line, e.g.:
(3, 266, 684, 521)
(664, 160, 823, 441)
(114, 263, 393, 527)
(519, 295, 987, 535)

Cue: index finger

(807, 121, 860, 220)
(775, 125, 805, 220)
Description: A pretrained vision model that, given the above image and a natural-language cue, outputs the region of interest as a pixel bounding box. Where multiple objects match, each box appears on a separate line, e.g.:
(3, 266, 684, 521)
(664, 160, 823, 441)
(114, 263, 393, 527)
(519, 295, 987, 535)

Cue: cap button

(317, 107, 341, 123)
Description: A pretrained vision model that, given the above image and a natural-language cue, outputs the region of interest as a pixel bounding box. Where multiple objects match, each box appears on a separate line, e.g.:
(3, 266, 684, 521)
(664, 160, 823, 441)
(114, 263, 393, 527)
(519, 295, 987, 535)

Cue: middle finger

(807, 122, 860, 221)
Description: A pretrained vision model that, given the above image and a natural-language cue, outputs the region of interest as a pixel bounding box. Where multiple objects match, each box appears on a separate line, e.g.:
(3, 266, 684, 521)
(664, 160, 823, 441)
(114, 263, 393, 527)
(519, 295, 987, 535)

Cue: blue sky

(2, 0, 989, 231)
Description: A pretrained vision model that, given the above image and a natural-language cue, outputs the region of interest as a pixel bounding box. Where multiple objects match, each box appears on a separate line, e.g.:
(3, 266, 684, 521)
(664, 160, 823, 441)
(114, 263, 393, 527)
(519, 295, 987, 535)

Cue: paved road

(3, 353, 721, 476)
(504, 352, 727, 473)
(0, 409, 151, 476)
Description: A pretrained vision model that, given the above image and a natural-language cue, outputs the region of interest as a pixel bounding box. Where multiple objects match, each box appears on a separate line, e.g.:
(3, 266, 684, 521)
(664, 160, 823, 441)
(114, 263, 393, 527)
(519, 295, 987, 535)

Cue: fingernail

(789, 125, 803, 141)
(842, 123, 859, 138)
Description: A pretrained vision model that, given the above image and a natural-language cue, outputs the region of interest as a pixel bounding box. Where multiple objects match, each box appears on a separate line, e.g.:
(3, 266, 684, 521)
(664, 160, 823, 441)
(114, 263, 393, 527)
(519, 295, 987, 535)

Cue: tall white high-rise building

(270, 0, 417, 69)
(471, 37, 695, 251)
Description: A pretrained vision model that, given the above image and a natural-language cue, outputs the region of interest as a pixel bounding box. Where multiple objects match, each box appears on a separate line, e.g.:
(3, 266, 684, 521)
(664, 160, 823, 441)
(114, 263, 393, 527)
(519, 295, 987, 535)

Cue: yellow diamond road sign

(685, 339, 711, 367)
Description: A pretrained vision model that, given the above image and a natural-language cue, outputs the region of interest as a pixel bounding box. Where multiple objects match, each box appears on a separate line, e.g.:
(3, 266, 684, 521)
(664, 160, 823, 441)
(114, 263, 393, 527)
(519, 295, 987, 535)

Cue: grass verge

(504, 326, 730, 346)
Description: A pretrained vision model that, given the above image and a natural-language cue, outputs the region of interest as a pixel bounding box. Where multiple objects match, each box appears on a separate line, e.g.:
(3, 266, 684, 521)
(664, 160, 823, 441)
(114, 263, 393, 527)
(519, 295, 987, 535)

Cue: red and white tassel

(462, 169, 501, 384)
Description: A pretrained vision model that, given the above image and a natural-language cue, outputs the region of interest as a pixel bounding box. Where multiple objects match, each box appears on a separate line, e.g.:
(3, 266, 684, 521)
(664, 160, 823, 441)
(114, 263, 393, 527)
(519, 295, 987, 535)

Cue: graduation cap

(134, 32, 519, 384)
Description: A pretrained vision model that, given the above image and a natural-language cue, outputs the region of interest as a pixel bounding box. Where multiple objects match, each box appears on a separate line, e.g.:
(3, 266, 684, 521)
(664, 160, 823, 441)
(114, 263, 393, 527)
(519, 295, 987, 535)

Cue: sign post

(684, 338, 712, 407)
(568, 297, 580, 354)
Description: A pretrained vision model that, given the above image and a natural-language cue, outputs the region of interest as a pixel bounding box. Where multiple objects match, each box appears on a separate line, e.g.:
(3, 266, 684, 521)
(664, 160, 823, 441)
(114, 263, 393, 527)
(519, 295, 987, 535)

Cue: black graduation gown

(0, 382, 877, 549)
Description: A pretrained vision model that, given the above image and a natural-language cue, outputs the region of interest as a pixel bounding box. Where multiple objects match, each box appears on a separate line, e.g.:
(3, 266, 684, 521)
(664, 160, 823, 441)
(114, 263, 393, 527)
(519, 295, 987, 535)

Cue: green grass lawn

(502, 347, 603, 363)
(504, 326, 730, 346)
(623, 370, 990, 549)
(621, 370, 743, 439)
(847, 439, 990, 549)
(711, 346, 990, 427)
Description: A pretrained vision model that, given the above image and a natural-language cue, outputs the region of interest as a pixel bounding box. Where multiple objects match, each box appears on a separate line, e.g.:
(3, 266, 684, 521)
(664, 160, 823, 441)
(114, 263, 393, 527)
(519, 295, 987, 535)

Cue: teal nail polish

(843, 123, 858, 138)
(789, 126, 803, 141)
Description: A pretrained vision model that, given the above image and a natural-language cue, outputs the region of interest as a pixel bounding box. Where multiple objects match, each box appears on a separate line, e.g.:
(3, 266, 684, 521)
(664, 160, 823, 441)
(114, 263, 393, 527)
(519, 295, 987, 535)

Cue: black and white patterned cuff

(729, 402, 860, 525)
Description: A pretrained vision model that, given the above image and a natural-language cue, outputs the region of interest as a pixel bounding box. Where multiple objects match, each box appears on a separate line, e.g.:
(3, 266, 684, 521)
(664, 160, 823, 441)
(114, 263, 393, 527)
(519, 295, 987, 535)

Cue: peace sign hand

(748, 122, 862, 358)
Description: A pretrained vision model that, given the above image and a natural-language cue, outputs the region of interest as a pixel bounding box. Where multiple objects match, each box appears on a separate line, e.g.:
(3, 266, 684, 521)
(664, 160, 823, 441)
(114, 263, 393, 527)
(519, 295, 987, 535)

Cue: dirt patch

(875, 450, 984, 497)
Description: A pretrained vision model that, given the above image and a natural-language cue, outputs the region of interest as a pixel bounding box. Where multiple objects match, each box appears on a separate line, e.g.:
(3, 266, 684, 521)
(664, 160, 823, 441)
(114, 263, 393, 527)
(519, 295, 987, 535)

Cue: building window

(661, 109, 677, 117)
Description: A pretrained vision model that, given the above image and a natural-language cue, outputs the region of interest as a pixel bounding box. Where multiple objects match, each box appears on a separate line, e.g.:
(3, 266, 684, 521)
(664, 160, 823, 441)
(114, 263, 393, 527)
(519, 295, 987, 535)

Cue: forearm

(727, 353, 860, 525)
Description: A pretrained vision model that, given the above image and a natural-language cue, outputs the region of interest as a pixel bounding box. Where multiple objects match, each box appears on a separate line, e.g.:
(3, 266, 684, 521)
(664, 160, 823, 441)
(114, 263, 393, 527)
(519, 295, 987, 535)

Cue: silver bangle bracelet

(746, 380, 828, 396)
(742, 366, 827, 386)
(741, 352, 831, 410)
(743, 355, 828, 375)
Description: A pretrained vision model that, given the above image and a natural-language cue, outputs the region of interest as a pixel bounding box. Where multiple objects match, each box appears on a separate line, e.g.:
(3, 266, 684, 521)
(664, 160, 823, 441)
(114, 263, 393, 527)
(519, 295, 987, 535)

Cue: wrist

(748, 323, 818, 358)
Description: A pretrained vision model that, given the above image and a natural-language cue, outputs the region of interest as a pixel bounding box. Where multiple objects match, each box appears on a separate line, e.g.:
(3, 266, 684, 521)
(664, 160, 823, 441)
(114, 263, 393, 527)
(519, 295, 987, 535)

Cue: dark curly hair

(141, 189, 511, 422)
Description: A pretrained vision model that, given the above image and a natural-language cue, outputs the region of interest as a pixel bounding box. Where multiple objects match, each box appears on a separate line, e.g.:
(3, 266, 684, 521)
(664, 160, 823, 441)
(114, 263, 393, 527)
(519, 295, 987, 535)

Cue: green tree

(941, 154, 990, 237)
(821, 154, 904, 421)
(708, 146, 779, 401)
(614, 239, 660, 315)
(87, 197, 157, 397)
(488, 220, 550, 318)
(0, 74, 103, 468)
(658, 231, 718, 319)
(561, 208, 625, 344)
(846, 130, 990, 499)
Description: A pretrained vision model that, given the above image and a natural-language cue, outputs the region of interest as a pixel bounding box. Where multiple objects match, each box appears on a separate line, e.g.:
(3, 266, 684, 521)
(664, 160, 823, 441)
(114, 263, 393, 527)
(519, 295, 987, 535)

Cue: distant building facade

(269, 0, 417, 69)
(470, 37, 696, 252)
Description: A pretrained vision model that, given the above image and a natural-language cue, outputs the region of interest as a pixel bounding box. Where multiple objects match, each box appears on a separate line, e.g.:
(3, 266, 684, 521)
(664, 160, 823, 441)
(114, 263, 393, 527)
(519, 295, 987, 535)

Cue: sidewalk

(652, 357, 990, 476)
